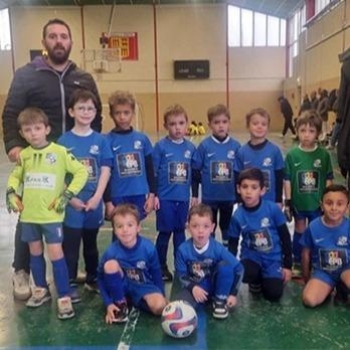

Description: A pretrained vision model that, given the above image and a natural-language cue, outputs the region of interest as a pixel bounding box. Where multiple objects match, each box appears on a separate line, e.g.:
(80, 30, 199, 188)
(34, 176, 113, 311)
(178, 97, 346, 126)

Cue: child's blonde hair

(111, 203, 140, 226)
(108, 91, 136, 115)
(163, 104, 188, 124)
(18, 107, 49, 128)
(296, 110, 322, 135)
(245, 108, 270, 127)
(188, 203, 213, 222)
(207, 104, 230, 123)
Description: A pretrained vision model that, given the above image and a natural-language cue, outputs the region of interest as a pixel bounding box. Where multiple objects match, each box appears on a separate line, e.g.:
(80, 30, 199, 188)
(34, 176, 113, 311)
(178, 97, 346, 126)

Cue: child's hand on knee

(192, 286, 208, 303)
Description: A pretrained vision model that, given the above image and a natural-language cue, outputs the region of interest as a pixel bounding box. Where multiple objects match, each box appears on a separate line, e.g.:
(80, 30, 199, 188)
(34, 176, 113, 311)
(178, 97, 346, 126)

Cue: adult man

(278, 96, 296, 138)
(2, 18, 102, 300)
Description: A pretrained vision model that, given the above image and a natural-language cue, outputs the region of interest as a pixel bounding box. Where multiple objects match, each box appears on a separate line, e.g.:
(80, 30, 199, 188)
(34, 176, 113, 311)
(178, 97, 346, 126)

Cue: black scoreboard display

(174, 60, 210, 80)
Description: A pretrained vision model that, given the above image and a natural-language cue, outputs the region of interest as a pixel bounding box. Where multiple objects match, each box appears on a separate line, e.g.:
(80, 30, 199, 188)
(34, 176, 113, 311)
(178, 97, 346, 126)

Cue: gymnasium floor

(0, 133, 348, 350)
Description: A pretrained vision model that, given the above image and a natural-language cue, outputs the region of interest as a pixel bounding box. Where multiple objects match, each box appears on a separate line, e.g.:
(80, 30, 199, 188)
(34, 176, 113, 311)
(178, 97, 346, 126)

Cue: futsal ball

(161, 300, 198, 338)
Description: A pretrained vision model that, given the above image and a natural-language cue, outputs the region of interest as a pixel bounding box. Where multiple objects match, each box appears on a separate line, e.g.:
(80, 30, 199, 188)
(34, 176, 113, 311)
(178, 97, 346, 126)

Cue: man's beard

(46, 44, 72, 65)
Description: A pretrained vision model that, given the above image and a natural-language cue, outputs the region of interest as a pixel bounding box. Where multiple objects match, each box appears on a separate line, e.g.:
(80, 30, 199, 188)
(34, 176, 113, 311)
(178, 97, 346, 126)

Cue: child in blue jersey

(284, 110, 333, 276)
(175, 204, 244, 319)
(104, 91, 155, 225)
(58, 90, 113, 299)
(97, 204, 167, 324)
(192, 104, 240, 246)
(153, 104, 197, 282)
(228, 168, 292, 301)
(301, 184, 350, 307)
(236, 108, 284, 205)
(7, 107, 88, 319)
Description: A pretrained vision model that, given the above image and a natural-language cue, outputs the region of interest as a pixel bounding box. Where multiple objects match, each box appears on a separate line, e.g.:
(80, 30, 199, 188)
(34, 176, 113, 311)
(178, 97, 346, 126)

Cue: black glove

(283, 199, 293, 223)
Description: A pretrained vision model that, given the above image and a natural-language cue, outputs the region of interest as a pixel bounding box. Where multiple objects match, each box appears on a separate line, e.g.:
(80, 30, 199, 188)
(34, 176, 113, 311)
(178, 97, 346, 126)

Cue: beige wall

(0, 4, 286, 137)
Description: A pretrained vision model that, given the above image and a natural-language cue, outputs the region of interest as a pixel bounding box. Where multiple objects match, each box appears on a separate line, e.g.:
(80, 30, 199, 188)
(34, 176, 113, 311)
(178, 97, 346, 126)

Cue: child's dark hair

(296, 110, 322, 135)
(207, 104, 230, 122)
(111, 203, 140, 225)
(68, 89, 98, 109)
(42, 18, 72, 39)
(163, 104, 188, 124)
(18, 107, 49, 128)
(322, 184, 349, 202)
(188, 203, 213, 222)
(108, 91, 136, 115)
(245, 108, 270, 127)
(237, 168, 265, 188)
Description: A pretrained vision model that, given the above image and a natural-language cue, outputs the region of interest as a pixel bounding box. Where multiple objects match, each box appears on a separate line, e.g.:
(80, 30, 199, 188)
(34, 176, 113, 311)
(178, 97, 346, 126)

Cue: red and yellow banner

(107, 32, 138, 60)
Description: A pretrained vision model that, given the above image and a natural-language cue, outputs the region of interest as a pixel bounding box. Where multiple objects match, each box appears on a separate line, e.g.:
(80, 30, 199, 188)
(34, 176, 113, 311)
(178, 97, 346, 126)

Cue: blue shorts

(65, 200, 103, 229)
(112, 195, 147, 221)
(242, 254, 283, 279)
(312, 268, 350, 288)
(124, 279, 163, 306)
(156, 200, 189, 232)
(293, 208, 321, 222)
(21, 222, 63, 244)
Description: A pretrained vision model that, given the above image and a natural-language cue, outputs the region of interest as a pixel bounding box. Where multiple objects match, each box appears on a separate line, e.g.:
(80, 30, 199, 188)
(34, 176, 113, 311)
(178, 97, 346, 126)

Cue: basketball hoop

(81, 48, 122, 74)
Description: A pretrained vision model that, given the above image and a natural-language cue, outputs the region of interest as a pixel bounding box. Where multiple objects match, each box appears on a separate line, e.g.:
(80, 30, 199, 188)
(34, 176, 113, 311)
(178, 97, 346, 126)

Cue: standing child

(97, 204, 167, 324)
(7, 107, 88, 319)
(58, 90, 113, 299)
(236, 108, 284, 205)
(192, 104, 240, 246)
(228, 168, 292, 301)
(153, 105, 197, 282)
(175, 204, 243, 319)
(301, 184, 350, 307)
(284, 110, 333, 276)
(104, 91, 155, 225)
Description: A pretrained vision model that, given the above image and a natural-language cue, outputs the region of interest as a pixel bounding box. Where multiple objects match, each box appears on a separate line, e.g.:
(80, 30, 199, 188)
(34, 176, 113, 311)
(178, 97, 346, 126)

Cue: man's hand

(48, 190, 74, 213)
(6, 187, 24, 213)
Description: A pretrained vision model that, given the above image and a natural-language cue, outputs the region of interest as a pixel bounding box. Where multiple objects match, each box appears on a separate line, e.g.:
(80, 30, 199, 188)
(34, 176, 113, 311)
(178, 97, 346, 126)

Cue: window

(241, 9, 253, 46)
(254, 12, 266, 47)
(0, 8, 11, 50)
(228, 5, 285, 48)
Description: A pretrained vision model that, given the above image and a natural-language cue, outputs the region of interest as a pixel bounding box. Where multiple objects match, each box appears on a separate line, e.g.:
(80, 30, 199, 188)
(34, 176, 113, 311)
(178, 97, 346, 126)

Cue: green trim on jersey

(285, 145, 333, 212)
(8, 142, 88, 223)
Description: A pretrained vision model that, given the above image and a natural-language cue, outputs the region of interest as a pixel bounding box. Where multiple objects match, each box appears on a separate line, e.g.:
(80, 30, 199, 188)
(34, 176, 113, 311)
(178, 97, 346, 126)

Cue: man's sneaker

(69, 286, 81, 304)
(249, 283, 262, 295)
(113, 301, 129, 323)
(161, 267, 173, 282)
(57, 296, 75, 320)
(84, 280, 100, 294)
(26, 287, 51, 308)
(13, 270, 31, 301)
(75, 271, 87, 284)
(292, 263, 303, 278)
(212, 299, 228, 319)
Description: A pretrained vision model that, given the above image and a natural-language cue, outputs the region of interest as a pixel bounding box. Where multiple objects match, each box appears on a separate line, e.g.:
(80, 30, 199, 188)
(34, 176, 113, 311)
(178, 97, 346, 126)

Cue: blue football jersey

(193, 136, 240, 201)
(153, 137, 196, 201)
(236, 140, 284, 201)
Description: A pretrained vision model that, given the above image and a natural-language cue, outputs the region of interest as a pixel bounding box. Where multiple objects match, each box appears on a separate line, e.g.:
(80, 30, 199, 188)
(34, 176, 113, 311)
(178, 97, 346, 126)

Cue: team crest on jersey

(261, 217, 270, 228)
(337, 236, 348, 246)
(184, 150, 191, 159)
(45, 153, 57, 164)
(227, 150, 235, 159)
(313, 159, 321, 168)
(136, 260, 146, 269)
(263, 158, 272, 167)
(89, 145, 99, 155)
(134, 140, 143, 149)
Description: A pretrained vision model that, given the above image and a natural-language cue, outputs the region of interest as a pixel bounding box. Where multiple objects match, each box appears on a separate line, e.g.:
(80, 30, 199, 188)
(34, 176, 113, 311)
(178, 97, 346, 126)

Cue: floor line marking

(116, 307, 140, 350)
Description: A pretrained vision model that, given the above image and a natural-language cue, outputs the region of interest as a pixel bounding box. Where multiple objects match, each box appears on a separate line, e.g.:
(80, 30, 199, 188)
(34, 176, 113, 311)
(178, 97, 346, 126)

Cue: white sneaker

(57, 296, 75, 320)
(13, 270, 31, 301)
(26, 287, 51, 307)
